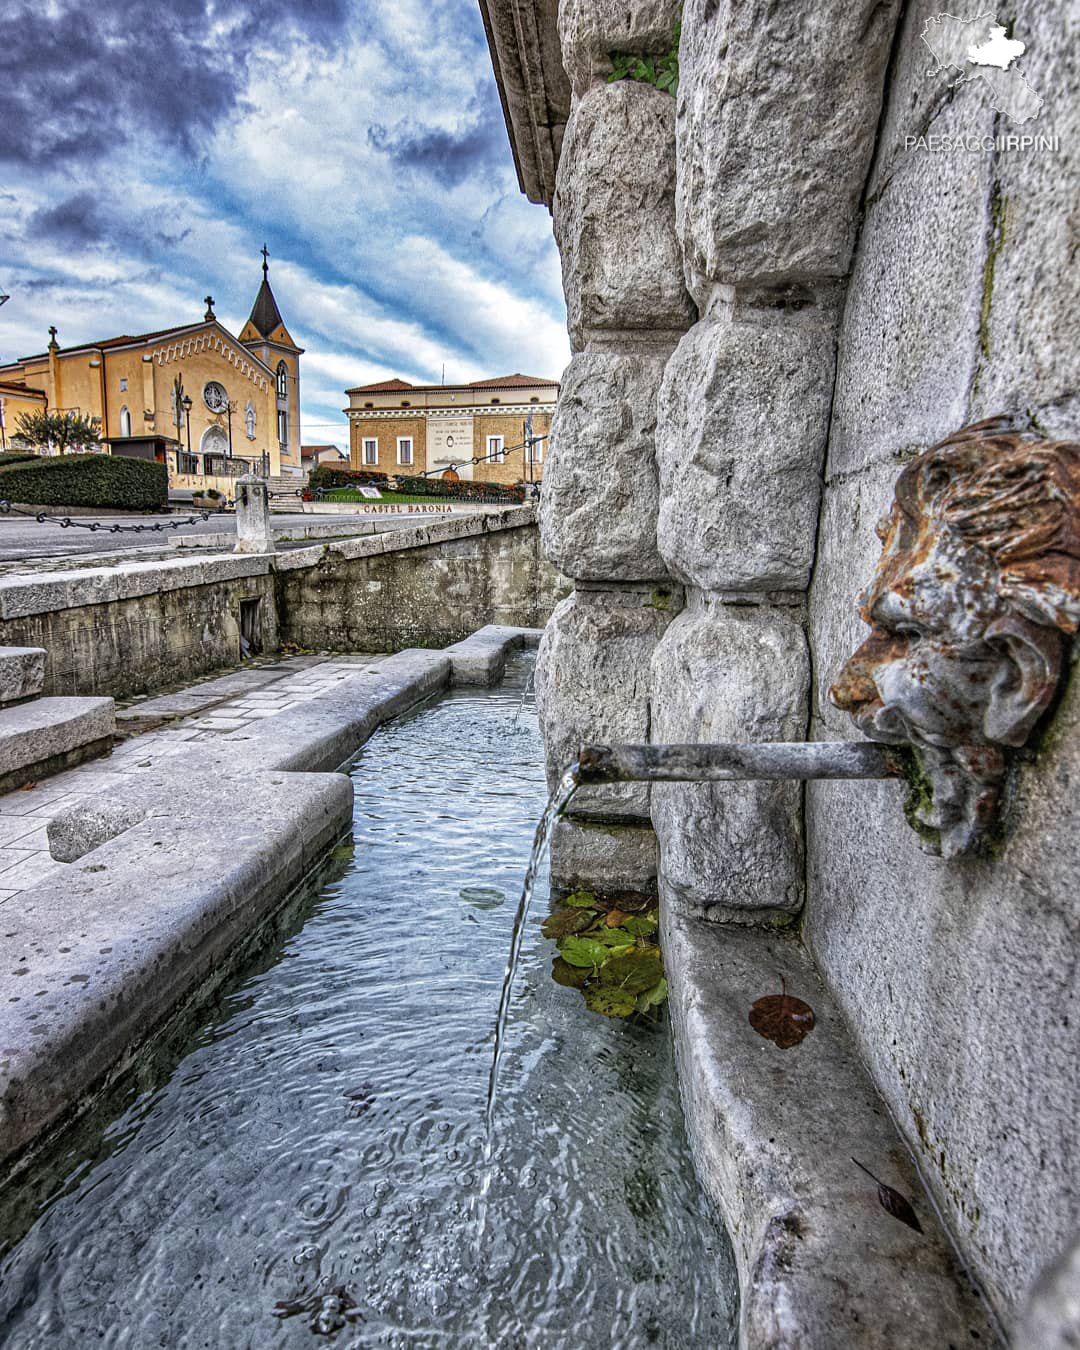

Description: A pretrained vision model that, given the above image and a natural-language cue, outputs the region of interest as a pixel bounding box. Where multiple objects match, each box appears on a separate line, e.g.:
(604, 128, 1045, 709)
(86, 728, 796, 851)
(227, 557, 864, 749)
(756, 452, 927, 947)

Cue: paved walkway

(0, 652, 386, 907)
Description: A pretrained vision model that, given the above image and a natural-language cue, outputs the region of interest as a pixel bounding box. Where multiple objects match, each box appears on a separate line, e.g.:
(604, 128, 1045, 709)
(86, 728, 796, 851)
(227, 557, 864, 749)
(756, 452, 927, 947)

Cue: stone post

(233, 474, 275, 555)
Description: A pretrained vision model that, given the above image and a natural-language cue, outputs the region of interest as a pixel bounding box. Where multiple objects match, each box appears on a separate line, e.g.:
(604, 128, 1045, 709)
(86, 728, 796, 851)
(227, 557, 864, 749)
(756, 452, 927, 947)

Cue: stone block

(554, 81, 695, 350)
(970, 5, 1080, 425)
(651, 595, 809, 915)
(0, 696, 115, 791)
(655, 295, 838, 591)
(827, 97, 993, 479)
(558, 0, 683, 93)
(1014, 1234, 1080, 1350)
(549, 816, 658, 893)
(676, 0, 901, 305)
(0, 646, 45, 704)
(535, 584, 679, 819)
(539, 350, 671, 581)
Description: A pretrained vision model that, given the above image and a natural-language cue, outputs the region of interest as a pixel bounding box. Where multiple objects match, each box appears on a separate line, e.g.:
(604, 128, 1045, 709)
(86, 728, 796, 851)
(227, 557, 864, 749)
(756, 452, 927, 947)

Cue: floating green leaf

(541, 909, 596, 939)
(588, 929, 637, 950)
(564, 891, 599, 909)
(584, 986, 638, 1018)
(459, 886, 506, 910)
(552, 957, 591, 990)
(558, 935, 612, 969)
(600, 951, 664, 994)
(636, 978, 668, 1013)
(623, 913, 659, 938)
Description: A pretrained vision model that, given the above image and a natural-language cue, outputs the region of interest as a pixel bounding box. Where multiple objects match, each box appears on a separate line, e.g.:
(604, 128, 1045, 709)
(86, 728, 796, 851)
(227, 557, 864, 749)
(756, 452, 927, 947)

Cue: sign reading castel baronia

(0, 249, 304, 491)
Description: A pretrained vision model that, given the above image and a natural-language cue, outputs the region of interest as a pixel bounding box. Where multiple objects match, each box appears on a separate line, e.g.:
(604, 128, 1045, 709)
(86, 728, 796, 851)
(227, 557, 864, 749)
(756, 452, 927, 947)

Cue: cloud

(0, 0, 569, 441)
(30, 193, 190, 254)
(0, 0, 350, 168)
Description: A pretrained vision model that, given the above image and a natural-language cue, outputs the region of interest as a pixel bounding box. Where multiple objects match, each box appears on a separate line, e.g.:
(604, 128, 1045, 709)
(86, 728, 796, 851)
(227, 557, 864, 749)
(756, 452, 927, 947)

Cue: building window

(491, 398, 501, 405)
(363, 438, 378, 465)
(487, 435, 505, 464)
(364, 402, 374, 408)
(526, 439, 543, 465)
(277, 409, 288, 446)
(276, 362, 288, 399)
(119, 377, 129, 393)
(119, 406, 131, 437)
(397, 437, 413, 466)
(530, 396, 539, 403)
(400, 400, 411, 407)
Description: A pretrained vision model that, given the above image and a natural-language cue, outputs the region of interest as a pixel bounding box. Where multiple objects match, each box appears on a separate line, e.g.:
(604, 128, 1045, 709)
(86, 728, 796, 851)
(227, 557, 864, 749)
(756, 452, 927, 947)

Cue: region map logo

(922, 12, 1042, 123)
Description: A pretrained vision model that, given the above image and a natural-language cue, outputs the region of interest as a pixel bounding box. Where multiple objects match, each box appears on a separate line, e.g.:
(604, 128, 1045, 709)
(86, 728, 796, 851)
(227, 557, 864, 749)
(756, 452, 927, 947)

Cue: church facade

(0, 252, 304, 493)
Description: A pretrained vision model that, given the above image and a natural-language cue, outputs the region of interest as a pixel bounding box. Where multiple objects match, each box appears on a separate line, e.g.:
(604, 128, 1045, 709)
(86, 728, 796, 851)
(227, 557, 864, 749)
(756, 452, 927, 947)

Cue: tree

(13, 410, 100, 455)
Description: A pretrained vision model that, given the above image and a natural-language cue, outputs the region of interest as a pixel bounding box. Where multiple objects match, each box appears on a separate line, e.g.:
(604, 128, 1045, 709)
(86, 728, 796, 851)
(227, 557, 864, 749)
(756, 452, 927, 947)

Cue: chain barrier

(0, 500, 210, 534)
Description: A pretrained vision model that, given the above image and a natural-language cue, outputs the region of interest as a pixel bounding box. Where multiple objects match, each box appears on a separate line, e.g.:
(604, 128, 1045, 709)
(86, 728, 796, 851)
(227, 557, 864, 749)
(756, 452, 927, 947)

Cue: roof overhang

(478, 0, 569, 209)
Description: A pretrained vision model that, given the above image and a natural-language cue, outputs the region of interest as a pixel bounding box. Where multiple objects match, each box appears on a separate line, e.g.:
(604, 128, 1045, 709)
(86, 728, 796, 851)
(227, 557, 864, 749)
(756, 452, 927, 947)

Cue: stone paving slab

(0, 652, 384, 904)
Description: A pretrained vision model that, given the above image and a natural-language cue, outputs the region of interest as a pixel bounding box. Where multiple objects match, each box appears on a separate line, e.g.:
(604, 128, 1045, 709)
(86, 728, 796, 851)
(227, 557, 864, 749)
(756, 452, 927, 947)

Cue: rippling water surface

(0, 655, 738, 1348)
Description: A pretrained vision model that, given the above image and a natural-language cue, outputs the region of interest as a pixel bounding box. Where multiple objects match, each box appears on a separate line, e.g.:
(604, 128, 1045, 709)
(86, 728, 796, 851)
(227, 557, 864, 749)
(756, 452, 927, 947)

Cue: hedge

(393, 474, 526, 503)
(0, 453, 168, 510)
(0, 451, 41, 468)
(308, 465, 389, 491)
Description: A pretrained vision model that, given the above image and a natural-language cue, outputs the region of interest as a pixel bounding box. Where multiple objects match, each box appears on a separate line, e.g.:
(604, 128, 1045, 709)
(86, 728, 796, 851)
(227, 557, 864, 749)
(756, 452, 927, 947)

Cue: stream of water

(0, 653, 738, 1348)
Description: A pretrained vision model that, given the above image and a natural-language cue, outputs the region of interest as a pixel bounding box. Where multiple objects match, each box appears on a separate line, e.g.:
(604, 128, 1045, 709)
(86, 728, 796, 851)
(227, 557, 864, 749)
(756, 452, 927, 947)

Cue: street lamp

(182, 394, 193, 470)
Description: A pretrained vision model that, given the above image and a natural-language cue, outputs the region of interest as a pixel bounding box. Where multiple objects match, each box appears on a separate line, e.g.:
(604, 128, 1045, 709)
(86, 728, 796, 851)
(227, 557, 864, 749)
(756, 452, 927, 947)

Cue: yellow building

(0, 251, 304, 494)
(344, 374, 558, 487)
(0, 379, 47, 451)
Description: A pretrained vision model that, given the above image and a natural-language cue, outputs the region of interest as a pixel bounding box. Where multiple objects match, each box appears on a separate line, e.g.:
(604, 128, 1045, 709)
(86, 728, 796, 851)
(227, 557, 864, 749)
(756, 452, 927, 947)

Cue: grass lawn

(316, 489, 522, 506)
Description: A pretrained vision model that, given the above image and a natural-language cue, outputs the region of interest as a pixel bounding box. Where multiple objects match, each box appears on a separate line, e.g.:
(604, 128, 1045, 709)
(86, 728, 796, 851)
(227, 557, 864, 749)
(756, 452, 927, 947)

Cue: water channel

(0, 653, 738, 1348)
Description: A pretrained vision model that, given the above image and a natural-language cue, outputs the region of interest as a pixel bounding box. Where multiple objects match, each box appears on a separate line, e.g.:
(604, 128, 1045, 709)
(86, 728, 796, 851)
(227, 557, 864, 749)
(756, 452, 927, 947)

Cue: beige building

(0, 252, 304, 493)
(344, 374, 558, 486)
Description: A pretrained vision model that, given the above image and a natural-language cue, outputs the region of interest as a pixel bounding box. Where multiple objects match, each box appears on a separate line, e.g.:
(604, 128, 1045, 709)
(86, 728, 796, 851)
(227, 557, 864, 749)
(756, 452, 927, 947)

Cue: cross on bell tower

(261, 243, 270, 277)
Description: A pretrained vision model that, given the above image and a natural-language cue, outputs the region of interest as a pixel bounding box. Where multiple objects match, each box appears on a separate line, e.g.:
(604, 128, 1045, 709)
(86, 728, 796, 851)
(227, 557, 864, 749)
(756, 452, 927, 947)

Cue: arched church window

(119, 406, 131, 438)
(277, 362, 288, 399)
(245, 401, 257, 440)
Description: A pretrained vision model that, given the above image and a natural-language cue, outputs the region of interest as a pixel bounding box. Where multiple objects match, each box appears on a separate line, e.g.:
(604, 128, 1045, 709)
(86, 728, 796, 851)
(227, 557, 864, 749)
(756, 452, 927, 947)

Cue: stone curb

(661, 906, 995, 1348)
(0, 771, 351, 1171)
(443, 623, 545, 685)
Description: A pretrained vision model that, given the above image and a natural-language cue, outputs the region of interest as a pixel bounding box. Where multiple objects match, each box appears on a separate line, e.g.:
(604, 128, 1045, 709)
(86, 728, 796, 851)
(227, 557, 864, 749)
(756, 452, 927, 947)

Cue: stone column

(233, 474, 276, 555)
(650, 0, 901, 919)
(535, 0, 691, 891)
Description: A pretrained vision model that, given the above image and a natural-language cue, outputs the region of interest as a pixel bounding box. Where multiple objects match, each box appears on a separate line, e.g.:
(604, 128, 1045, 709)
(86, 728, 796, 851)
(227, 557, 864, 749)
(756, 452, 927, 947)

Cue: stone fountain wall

(530, 0, 1080, 1329)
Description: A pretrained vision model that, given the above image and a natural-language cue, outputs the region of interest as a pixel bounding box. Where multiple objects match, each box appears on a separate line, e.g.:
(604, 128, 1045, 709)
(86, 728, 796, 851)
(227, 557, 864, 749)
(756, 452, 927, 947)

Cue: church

(0, 250, 304, 493)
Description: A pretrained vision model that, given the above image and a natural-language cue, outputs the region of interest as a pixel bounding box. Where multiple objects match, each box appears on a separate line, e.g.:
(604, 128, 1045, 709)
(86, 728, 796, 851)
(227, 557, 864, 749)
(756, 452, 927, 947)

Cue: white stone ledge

(662, 907, 995, 1348)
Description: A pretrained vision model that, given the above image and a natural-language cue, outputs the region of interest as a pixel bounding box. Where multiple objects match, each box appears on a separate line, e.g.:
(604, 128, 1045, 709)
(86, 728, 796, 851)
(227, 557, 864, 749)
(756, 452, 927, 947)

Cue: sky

(0, 0, 570, 447)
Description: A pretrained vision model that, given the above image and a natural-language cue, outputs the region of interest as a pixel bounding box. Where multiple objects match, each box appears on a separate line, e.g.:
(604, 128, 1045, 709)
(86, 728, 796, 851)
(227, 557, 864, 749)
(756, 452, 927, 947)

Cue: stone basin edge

(0, 626, 539, 1176)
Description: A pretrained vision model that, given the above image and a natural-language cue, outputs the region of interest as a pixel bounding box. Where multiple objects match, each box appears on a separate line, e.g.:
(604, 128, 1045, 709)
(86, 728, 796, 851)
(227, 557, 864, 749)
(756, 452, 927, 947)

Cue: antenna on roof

(441, 363, 446, 385)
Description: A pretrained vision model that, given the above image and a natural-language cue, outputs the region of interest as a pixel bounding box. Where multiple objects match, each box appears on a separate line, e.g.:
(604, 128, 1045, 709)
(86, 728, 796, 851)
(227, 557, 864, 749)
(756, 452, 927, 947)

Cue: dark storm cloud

(31, 192, 190, 253)
(0, 0, 349, 168)
(367, 89, 506, 186)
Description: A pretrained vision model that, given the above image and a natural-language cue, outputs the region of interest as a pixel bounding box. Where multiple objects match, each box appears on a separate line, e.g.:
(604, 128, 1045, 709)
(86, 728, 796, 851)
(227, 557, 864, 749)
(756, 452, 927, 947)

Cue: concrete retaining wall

(0, 508, 565, 699)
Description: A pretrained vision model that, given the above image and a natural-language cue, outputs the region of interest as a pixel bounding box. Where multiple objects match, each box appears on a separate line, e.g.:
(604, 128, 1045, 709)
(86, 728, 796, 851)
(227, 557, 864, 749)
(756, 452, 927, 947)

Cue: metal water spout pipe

(576, 741, 909, 785)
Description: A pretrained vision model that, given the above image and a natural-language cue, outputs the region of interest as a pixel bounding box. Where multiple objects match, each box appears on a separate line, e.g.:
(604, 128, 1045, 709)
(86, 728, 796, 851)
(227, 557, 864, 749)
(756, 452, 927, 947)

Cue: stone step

(0, 646, 46, 705)
(0, 696, 115, 792)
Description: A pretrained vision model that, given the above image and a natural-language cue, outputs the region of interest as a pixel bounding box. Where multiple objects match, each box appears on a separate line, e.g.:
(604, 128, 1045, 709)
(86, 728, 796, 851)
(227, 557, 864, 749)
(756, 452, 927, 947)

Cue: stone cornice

(478, 0, 569, 208)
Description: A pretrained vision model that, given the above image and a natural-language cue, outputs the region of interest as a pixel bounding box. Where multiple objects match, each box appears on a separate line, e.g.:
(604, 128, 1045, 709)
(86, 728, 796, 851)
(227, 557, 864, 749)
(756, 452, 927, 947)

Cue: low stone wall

(0, 508, 565, 699)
